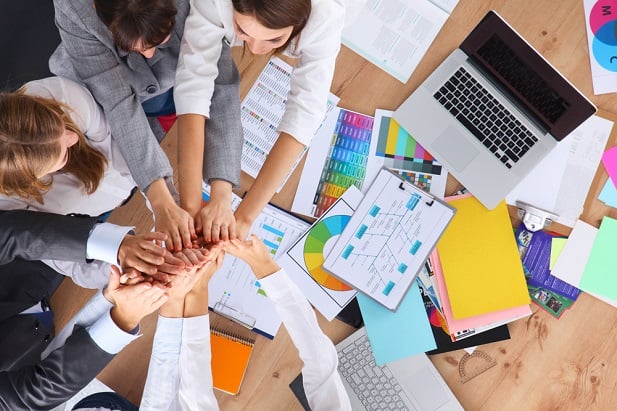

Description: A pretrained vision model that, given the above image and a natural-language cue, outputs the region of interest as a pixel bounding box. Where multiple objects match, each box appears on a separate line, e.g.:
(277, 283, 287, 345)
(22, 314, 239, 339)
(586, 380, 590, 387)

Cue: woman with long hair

(175, 0, 346, 242)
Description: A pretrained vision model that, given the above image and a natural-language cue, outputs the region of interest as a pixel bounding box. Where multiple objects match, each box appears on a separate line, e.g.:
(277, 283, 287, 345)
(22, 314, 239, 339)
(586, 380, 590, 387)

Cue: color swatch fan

(280, 187, 363, 320)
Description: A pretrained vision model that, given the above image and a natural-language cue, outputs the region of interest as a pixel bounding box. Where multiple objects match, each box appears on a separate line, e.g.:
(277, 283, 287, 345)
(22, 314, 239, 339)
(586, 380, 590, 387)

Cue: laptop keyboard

(433, 67, 538, 169)
(338, 332, 410, 410)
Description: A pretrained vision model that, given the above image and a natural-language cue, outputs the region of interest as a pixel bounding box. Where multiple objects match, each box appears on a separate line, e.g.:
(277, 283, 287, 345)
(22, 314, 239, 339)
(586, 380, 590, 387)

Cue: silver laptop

(337, 327, 463, 411)
(393, 10, 596, 210)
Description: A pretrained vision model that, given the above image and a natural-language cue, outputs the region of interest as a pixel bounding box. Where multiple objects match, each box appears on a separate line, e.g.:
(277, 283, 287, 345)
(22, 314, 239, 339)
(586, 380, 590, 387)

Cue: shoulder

(23, 77, 102, 135)
(293, 0, 345, 55)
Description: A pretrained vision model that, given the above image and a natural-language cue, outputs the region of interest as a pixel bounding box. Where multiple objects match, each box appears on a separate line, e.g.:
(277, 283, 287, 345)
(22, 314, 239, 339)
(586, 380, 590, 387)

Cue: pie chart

(303, 215, 353, 291)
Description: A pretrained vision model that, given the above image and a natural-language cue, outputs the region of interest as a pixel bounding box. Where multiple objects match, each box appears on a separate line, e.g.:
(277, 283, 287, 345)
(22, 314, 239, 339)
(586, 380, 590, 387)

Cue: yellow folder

(436, 195, 530, 319)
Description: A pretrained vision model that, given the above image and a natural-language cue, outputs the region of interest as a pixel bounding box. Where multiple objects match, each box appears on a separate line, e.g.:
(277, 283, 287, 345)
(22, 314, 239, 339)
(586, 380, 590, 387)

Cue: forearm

(177, 114, 207, 215)
(146, 178, 178, 212)
(235, 133, 305, 225)
(183, 284, 209, 318)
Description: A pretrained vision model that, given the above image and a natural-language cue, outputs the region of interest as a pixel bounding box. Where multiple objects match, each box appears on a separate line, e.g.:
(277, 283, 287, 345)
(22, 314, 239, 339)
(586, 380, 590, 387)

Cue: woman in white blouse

(0, 77, 180, 288)
(175, 0, 346, 242)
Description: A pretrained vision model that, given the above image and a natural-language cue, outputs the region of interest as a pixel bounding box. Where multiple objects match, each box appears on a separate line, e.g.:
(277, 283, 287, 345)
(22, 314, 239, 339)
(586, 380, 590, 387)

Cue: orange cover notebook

(210, 327, 255, 395)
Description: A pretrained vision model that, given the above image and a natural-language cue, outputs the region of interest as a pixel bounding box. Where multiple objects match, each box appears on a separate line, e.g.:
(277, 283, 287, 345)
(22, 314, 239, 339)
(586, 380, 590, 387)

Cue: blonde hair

(0, 90, 107, 204)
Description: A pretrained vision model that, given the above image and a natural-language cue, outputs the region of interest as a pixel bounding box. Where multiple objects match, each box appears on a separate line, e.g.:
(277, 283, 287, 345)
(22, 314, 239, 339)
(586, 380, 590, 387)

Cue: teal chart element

(304, 215, 353, 291)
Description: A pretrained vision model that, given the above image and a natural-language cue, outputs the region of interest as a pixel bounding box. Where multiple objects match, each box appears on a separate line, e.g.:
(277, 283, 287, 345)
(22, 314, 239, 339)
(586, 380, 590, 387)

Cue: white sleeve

(174, 0, 228, 117)
(277, 0, 345, 146)
(178, 314, 219, 411)
(86, 222, 133, 265)
(260, 269, 352, 411)
(141, 316, 184, 411)
(40, 259, 110, 289)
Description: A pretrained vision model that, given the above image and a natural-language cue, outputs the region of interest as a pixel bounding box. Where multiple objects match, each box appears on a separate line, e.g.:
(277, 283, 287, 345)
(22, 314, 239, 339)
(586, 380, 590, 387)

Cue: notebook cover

(436, 195, 530, 319)
(210, 328, 255, 395)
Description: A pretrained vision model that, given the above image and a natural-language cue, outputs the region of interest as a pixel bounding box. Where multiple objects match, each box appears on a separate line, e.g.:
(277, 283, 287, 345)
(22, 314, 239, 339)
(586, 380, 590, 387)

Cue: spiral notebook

(211, 327, 255, 395)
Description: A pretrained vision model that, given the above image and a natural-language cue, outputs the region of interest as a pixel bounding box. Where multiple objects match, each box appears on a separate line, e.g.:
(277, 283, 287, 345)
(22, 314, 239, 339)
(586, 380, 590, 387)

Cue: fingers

(180, 215, 195, 250)
(109, 265, 122, 289)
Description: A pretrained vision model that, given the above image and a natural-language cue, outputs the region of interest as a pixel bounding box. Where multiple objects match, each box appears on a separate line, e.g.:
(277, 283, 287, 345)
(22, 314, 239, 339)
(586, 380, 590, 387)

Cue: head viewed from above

(0, 92, 107, 203)
(94, 0, 177, 58)
(232, 0, 311, 55)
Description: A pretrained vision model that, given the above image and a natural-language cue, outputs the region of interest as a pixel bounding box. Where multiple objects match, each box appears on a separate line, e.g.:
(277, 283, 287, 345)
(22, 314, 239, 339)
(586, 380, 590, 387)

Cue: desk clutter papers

(514, 224, 579, 318)
(582, 0, 617, 94)
(278, 186, 362, 321)
(506, 115, 613, 227)
(240, 57, 339, 191)
(342, 0, 459, 83)
(437, 195, 530, 319)
(292, 108, 448, 218)
(323, 169, 455, 310)
(202, 183, 310, 338)
(430, 249, 531, 336)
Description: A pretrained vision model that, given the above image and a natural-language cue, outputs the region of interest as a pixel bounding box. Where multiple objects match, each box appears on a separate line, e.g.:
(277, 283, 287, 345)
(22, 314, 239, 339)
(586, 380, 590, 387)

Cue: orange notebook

(210, 327, 255, 395)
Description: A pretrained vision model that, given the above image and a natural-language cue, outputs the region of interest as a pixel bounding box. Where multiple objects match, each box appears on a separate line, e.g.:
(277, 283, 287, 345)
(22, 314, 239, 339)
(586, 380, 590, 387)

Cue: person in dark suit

(0, 209, 175, 410)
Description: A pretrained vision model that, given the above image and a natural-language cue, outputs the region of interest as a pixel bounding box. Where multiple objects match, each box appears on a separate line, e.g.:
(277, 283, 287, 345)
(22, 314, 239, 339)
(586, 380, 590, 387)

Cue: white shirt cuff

(86, 223, 133, 265)
(87, 309, 141, 354)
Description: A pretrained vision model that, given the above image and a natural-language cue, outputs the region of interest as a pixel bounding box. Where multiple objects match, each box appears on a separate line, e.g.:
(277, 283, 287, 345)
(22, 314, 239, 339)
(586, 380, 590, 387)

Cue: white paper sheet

(582, 0, 617, 94)
(506, 115, 613, 227)
(342, 0, 450, 83)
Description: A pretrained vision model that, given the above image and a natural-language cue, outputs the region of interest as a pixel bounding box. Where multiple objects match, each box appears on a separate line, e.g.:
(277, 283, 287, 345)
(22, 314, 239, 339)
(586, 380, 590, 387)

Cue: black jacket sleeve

(0, 210, 99, 265)
(0, 326, 114, 411)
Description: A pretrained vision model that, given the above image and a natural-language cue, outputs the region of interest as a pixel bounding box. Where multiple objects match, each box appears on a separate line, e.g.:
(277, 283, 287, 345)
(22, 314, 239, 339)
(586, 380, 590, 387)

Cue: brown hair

(94, 0, 177, 52)
(232, 0, 311, 52)
(0, 91, 108, 204)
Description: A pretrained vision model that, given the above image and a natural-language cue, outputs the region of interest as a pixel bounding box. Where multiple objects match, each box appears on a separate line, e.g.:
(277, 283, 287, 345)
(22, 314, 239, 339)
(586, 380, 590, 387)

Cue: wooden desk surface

(50, 0, 617, 409)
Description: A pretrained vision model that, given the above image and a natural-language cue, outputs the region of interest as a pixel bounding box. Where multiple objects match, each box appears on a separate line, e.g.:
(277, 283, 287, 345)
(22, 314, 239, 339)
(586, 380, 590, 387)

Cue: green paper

(580, 217, 617, 300)
(549, 238, 567, 270)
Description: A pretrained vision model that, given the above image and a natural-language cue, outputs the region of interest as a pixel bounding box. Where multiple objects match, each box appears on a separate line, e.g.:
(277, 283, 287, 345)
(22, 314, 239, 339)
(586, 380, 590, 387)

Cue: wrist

(209, 180, 232, 200)
(159, 298, 185, 318)
(147, 179, 175, 208)
(251, 260, 281, 279)
(110, 306, 139, 333)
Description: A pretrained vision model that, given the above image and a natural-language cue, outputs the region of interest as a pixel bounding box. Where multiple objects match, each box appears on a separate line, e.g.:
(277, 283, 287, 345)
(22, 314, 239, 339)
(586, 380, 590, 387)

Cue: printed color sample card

(313, 109, 374, 217)
(366, 110, 448, 198)
(324, 169, 455, 310)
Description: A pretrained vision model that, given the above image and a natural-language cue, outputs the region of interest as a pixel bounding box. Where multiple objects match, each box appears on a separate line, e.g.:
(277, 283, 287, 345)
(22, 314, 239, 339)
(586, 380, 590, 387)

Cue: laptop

(393, 10, 596, 210)
(336, 327, 463, 411)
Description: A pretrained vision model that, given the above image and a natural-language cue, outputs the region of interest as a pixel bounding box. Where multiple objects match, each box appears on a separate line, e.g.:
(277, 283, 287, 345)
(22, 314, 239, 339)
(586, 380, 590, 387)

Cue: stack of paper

(436, 195, 530, 319)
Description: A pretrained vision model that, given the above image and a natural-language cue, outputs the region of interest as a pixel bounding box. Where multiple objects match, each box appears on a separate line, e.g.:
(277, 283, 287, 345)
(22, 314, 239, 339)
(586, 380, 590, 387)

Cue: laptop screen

(460, 11, 596, 140)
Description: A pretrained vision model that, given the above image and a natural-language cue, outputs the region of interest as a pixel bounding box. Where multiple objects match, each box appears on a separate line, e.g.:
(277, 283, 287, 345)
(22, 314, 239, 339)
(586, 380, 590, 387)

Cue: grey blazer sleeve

(0, 326, 114, 411)
(0, 210, 97, 265)
(50, 2, 173, 191)
(202, 41, 242, 187)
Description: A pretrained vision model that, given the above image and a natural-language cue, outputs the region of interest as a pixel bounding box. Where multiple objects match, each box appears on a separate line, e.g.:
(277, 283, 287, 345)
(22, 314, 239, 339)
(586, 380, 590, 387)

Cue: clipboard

(323, 168, 456, 311)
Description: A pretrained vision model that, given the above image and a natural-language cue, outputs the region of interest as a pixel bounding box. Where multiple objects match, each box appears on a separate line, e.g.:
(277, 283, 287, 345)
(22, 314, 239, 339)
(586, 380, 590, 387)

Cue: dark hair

(232, 0, 311, 51)
(94, 0, 177, 52)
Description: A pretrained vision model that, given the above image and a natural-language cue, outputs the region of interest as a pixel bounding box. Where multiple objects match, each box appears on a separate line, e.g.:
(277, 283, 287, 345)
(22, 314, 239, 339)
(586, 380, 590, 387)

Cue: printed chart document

(202, 184, 310, 338)
(583, 0, 617, 94)
(240, 57, 338, 191)
(342, 0, 457, 83)
(323, 168, 455, 310)
(280, 186, 363, 320)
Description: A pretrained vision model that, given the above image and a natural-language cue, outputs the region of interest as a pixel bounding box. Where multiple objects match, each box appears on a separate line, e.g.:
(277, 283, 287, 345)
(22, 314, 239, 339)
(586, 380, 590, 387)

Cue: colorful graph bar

(313, 109, 374, 217)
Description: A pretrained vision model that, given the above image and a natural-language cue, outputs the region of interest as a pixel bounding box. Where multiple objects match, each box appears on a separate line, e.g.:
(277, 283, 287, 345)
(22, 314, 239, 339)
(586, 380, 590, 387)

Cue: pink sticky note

(601, 146, 617, 188)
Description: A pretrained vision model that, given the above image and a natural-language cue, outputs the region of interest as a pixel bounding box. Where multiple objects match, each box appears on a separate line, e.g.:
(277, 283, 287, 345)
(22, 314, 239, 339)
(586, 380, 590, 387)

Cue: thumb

(108, 265, 122, 289)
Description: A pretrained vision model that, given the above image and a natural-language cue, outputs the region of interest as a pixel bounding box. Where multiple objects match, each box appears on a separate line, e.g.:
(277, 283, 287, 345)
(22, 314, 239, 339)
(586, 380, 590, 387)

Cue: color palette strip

(313, 110, 374, 217)
(375, 115, 442, 175)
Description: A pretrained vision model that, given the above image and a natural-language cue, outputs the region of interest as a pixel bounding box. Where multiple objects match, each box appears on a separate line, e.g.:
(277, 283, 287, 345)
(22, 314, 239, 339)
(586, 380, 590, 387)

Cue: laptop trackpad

(431, 127, 479, 172)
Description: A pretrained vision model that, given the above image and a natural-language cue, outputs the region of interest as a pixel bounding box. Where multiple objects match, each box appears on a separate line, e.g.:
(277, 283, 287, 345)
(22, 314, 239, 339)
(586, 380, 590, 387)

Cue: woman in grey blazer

(49, 0, 242, 251)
